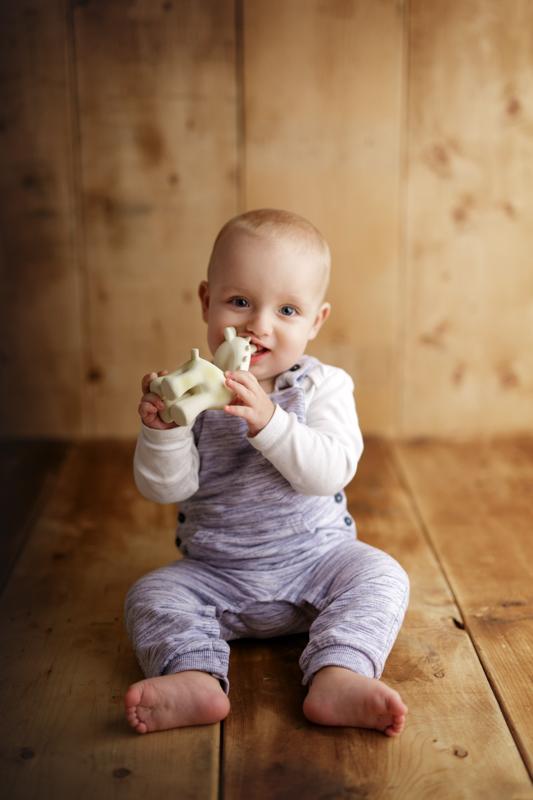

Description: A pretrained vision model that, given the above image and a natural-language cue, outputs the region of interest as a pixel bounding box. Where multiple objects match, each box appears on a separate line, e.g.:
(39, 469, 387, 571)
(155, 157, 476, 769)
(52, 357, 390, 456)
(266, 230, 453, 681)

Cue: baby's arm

(247, 366, 363, 496)
(134, 371, 200, 503)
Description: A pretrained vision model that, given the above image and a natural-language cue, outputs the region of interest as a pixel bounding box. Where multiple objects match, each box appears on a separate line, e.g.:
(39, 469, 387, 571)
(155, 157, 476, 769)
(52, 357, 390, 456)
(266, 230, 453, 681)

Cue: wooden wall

(1, 0, 532, 439)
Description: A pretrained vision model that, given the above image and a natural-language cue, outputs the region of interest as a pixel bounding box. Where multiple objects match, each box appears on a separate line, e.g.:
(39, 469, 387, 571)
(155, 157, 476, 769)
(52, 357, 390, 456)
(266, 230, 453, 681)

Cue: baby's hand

(224, 370, 275, 437)
(138, 371, 177, 430)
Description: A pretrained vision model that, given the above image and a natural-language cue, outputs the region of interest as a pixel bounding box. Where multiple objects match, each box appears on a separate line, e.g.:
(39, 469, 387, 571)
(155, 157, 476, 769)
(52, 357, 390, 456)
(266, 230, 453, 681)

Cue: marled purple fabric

(125, 357, 409, 690)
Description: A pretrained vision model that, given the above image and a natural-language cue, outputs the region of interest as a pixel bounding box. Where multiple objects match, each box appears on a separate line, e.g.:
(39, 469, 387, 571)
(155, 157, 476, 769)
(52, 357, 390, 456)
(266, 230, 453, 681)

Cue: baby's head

(198, 209, 331, 392)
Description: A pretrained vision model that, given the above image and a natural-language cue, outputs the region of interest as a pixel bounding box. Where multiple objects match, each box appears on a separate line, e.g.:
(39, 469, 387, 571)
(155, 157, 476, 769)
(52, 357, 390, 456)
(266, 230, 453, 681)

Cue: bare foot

(303, 666, 407, 736)
(124, 670, 230, 734)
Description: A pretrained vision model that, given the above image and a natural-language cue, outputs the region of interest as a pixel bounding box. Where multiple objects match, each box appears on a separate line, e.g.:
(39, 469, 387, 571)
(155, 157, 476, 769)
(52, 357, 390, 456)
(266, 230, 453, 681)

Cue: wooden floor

(1, 437, 532, 799)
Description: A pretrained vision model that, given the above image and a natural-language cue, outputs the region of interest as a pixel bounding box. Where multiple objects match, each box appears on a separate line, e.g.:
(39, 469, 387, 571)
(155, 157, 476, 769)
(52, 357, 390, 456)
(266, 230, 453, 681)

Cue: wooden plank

(222, 438, 533, 799)
(396, 437, 533, 779)
(0, 0, 84, 437)
(403, 0, 533, 436)
(0, 442, 219, 799)
(243, 0, 405, 435)
(73, 0, 239, 436)
(0, 440, 69, 593)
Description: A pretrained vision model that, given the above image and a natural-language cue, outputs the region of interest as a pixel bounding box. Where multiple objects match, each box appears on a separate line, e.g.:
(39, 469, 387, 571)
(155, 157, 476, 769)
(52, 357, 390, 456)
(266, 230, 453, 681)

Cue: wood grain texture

(242, 0, 405, 434)
(0, 443, 219, 799)
(0, 440, 68, 593)
(396, 437, 533, 779)
(0, 0, 84, 437)
(1, 439, 532, 797)
(403, 0, 533, 436)
(222, 438, 532, 798)
(73, 0, 239, 436)
(2, 2, 533, 439)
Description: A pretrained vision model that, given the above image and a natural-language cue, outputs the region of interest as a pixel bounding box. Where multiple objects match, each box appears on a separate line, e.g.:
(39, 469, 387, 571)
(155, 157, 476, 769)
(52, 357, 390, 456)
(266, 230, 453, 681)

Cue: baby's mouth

(250, 344, 270, 362)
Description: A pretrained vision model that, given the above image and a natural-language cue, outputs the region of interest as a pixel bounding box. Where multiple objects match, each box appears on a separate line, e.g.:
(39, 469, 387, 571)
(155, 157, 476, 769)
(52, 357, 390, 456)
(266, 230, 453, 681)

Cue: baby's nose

(246, 310, 272, 337)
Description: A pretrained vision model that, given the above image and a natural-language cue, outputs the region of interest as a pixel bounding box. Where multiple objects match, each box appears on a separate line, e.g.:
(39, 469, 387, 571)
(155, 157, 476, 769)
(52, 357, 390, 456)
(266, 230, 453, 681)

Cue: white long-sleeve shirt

(134, 361, 364, 504)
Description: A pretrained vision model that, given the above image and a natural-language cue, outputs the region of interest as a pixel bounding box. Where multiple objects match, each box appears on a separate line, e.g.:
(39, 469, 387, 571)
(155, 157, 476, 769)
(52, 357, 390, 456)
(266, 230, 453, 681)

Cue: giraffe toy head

(213, 327, 256, 373)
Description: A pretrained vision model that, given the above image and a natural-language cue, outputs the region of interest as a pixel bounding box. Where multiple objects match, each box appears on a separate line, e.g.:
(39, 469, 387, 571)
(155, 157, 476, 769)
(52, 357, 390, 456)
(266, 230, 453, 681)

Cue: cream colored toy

(150, 327, 256, 426)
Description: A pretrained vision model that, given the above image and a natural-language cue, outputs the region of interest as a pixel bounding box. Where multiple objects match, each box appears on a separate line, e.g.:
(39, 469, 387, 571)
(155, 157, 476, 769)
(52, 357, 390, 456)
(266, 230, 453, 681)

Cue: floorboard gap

(392, 442, 532, 780)
(218, 719, 225, 800)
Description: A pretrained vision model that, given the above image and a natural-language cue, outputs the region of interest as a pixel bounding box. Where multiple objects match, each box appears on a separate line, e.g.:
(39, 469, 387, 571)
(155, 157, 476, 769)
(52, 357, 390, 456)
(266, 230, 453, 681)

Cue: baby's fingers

(225, 373, 255, 404)
(138, 397, 176, 430)
(138, 397, 162, 421)
(141, 372, 157, 394)
(141, 369, 168, 394)
(224, 402, 252, 421)
(225, 369, 258, 389)
(143, 391, 166, 411)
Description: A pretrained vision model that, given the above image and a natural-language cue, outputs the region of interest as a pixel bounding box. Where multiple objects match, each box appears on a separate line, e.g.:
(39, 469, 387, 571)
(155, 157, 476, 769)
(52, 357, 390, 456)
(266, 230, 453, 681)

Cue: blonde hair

(208, 208, 331, 294)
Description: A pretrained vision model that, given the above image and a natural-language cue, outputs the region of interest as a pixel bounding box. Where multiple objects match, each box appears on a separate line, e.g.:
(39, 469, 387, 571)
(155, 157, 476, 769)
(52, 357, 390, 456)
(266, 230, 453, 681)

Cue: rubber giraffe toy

(150, 327, 256, 426)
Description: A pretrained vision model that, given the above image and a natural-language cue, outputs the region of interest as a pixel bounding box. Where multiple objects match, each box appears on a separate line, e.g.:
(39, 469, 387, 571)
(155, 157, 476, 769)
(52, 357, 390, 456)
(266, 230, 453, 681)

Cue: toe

(208, 691, 231, 722)
(124, 682, 143, 711)
(386, 690, 407, 716)
(384, 713, 406, 737)
(124, 682, 150, 733)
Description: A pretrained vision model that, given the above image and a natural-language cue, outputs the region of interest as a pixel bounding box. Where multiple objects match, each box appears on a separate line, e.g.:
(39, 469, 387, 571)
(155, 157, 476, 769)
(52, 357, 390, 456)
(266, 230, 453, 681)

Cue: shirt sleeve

(248, 365, 364, 496)
(133, 422, 200, 504)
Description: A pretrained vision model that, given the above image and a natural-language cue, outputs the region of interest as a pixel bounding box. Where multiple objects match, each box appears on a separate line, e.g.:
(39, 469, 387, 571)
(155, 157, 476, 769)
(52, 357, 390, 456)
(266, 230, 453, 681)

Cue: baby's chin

(257, 376, 276, 393)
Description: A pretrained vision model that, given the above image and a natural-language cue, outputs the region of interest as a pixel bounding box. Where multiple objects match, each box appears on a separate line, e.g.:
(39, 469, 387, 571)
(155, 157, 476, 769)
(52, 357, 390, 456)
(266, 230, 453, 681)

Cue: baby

(124, 209, 410, 736)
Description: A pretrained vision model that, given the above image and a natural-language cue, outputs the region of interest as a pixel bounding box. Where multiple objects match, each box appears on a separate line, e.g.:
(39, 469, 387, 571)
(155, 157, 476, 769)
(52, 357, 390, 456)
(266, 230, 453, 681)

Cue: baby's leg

(299, 540, 409, 735)
(124, 559, 232, 733)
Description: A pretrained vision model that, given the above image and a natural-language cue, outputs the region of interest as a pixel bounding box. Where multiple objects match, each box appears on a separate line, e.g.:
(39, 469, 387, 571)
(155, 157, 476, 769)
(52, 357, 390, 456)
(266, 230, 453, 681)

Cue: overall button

(344, 516, 352, 526)
(334, 492, 343, 503)
(178, 512, 186, 523)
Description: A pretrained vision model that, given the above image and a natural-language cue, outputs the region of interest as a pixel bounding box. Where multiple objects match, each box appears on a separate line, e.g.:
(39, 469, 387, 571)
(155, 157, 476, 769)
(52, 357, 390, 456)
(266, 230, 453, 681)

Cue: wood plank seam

(472, 641, 533, 784)
(398, 0, 412, 439)
(65, 1, 93, 437)
(392, 441, 466, 625)
(392, 442, 532, 779)
(219, 719, 226, 800)
(234, 0, 246, 212)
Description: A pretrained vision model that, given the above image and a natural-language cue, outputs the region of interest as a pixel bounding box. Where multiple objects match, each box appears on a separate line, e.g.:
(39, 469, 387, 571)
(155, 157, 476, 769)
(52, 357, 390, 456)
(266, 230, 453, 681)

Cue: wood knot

(87, 366, 104, 383)
(113, 767, 132, 779)
(425, 143, 452, 178)
(497, 361, 520, 389)
(501, 200, 517, 219)
(419, 319, 450, 348)
(506, 97, 521, 116)
(453, 746, 468, 758)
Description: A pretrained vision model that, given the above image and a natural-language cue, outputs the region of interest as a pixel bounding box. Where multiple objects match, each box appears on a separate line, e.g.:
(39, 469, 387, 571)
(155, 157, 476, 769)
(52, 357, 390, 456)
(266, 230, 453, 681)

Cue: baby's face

(199, 230, 330, 392)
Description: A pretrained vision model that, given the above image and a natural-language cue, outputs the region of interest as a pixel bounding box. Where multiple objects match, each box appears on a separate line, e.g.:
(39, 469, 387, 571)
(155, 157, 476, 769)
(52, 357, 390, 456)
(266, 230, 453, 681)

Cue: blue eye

(230, 297, 249, 308)
(280, 305, 297, 317)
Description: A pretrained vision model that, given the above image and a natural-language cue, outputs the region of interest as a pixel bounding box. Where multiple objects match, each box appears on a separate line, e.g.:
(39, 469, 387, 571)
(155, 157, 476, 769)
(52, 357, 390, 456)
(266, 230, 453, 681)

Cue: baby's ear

(308, 302, 331, 341)
(198, 281, 210, 322)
